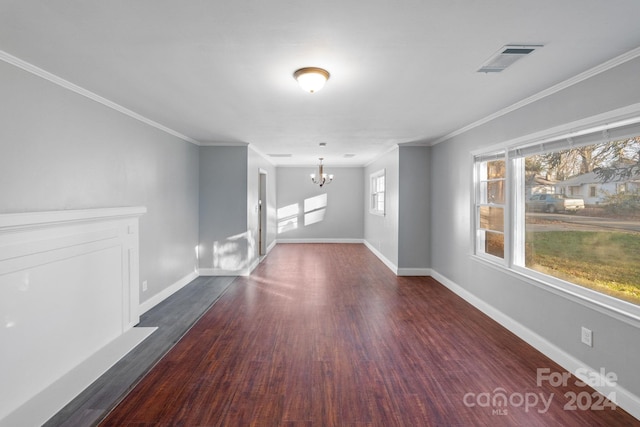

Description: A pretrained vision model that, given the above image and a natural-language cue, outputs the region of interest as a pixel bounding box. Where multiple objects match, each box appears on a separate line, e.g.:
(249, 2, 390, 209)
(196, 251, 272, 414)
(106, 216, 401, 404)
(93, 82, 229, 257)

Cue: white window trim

(473, 152, 507, 264)
(370, 169, 386, 216)
(471, 107, 640, 327)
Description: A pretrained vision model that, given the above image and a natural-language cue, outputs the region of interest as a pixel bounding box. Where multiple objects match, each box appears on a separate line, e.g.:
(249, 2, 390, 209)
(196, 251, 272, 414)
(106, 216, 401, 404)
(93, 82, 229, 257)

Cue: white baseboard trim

(139, 270, 199, 315)
(430, 269, 640, 421)
(200, 247, 271, 278)
(276, 238, 365, 244)
(363, 240, 398, 274)
(397, 268, 432, 276)
(0, 327, 156, 427)
(199, 267, 252, 277)
(247, 257, 260, 274)
(272, 240, 431, 278)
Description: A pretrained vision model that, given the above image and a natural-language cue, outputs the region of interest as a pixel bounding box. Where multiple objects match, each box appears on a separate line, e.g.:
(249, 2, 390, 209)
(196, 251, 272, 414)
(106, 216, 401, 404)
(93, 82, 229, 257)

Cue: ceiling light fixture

(293, 67, 330, 93)
(310, 158, 333, 187)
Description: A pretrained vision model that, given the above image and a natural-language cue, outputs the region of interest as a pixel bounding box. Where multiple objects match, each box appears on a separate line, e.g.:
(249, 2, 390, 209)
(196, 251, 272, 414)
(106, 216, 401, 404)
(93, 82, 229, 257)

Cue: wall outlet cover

(581, 327, 593, 347)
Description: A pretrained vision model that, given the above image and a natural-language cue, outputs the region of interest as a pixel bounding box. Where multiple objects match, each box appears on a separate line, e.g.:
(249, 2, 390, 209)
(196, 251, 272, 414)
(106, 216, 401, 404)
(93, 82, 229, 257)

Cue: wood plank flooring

(99, 244, 637, 426)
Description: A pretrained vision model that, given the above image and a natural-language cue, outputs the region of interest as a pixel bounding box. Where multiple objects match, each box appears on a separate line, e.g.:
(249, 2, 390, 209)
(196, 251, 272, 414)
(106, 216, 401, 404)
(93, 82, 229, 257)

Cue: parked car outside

(526, 194, 585, 213)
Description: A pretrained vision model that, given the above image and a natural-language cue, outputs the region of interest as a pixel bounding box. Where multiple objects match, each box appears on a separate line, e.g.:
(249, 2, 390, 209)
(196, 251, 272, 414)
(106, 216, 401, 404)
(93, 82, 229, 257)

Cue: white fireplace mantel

(0, 207, 152, 426)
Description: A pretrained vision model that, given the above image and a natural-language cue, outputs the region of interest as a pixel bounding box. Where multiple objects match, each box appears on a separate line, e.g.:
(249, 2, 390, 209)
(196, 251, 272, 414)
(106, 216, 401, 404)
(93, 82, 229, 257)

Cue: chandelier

(310, 158, 333, 187)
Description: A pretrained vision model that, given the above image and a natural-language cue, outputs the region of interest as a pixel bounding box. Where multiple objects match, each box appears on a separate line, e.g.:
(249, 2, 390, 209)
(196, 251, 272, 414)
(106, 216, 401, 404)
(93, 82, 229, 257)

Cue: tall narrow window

(370, 169, 385, 215)
(475, 153, 506, 259)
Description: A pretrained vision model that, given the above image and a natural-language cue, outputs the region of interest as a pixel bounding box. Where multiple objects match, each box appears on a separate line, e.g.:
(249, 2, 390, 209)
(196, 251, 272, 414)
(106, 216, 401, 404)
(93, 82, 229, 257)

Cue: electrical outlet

(142, 280, 148, 292)
(581, 327, 593, 347)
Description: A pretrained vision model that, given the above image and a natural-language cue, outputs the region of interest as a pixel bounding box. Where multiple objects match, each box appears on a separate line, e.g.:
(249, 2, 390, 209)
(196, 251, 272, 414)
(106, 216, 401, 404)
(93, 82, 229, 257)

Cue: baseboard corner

(139, 270, 199, 315)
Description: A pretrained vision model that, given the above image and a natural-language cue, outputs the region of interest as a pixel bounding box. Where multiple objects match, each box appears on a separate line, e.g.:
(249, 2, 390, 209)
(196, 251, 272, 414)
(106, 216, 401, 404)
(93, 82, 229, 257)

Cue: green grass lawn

(526, 231, 640, 305)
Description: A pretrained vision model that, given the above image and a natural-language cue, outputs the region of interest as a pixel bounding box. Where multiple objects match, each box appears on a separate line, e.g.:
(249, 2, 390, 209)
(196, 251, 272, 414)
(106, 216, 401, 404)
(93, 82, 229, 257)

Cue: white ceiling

(2, 1, 640, 166)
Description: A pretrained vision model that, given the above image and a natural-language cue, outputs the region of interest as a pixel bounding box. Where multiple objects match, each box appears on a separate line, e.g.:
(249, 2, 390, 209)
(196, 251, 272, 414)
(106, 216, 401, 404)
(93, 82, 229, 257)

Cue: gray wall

(398, 145, 431, 270)
(0, 60, 200, 303)
(198, 145, 249, 272)
(276, 166, 364, 240)
(431, 56, 640, 398)
(364, 148, 399, 266)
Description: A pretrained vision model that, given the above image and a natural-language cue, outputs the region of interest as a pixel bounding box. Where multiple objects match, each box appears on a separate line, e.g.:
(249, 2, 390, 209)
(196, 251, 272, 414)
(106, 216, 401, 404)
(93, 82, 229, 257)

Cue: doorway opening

(259, 170, 267, 257)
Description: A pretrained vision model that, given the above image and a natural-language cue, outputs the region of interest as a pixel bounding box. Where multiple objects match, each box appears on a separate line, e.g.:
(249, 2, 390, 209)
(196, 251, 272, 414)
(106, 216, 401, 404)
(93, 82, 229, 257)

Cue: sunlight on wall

(277, 194, 329, 234)
(194, 245, 200, 273)
(304, 193, 327, 212)
(304, 193, 327, 226)
(277, 203, 300, 234)
(453, 183, 471, 263)
(212, 231, 250, 271)
(304, 209, 326, 226)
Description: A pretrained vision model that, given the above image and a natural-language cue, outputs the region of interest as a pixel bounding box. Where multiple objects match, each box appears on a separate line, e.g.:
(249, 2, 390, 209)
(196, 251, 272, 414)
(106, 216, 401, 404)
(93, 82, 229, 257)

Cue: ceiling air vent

(477, 44, 543, 73)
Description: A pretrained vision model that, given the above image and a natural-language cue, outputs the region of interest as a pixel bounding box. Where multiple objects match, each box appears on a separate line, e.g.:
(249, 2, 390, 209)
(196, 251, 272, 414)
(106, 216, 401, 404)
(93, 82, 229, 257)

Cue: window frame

(473, 152, 507, 263)
(370, 169, 386, 216)
(472, 112, 640, 326)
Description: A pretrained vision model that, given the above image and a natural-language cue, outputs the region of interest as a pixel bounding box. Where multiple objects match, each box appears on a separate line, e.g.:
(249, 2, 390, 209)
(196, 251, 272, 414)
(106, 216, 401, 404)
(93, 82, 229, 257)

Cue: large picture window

(474, 117, 640, 312)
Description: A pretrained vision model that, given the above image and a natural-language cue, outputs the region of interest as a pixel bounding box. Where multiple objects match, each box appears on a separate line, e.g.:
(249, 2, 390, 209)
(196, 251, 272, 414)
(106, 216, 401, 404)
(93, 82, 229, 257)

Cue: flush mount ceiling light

(293, 67, 330, 93)
(310, 158, 333, 187)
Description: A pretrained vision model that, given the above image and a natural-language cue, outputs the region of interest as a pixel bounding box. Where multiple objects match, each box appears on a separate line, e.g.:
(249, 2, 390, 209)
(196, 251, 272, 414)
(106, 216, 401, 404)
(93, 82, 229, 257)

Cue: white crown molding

(277, 163, 364, 168)
(364, 144, 399, 168)
(199, 141, 249, 146)
(431, 45, 640, 146)
(248, 144, 276, 166)
(398, 141, 430, 147)
(470, 102, 640, 157)
(0, 49, 201, 146)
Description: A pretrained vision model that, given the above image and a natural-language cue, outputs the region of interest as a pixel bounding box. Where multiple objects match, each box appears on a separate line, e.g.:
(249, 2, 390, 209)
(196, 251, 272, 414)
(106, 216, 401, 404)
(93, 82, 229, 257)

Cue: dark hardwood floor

(99, 244, 636, 426)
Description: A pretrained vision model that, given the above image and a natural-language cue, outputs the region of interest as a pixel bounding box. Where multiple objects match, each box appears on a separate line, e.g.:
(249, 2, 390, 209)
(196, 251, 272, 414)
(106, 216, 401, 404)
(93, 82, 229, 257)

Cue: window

(617, 183, 627, 193)
(474, 154, 506, 259)
(370, 169, 385, 215)
(474, 118, 640, 314)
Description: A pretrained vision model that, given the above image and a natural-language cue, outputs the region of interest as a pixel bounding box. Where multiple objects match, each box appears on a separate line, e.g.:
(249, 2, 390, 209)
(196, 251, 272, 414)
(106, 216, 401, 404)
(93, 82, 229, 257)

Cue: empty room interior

(2, 1, 640, 425)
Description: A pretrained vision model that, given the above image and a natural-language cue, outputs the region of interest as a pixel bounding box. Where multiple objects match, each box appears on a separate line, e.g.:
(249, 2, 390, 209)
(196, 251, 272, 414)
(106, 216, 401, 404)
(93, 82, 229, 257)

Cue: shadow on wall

(277, 193, 327, 234)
